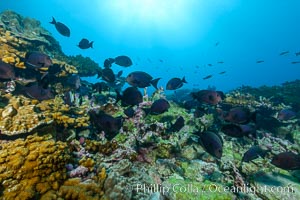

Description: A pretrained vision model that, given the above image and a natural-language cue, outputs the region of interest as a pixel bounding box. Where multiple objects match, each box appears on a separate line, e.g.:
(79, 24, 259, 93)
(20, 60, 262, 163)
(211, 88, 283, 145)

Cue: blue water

(1, 0, 300, 93)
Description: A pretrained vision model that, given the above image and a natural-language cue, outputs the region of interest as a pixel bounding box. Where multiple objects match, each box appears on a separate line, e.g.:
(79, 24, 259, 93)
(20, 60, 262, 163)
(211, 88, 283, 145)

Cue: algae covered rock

(162, 175, 236, 200)
(252, 172, 300, 200)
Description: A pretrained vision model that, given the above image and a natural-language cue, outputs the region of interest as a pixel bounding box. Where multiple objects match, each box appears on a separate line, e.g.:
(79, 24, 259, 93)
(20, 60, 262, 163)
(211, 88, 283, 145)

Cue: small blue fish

(203, 75, 213, 80)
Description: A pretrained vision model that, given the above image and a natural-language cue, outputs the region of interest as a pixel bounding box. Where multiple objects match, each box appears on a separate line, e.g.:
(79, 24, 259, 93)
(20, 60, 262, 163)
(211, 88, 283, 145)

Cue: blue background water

(1, 0, 300, 93)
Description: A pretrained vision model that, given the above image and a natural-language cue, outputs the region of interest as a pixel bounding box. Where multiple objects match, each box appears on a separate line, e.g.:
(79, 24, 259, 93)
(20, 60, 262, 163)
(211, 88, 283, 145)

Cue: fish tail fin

(151, 78, 161, 89)
(115, 90, 122, 103)
(90, 41, 94, 48)
(260, 149, 269, 158)
(191, 92, 197, 100)
(251, 111, 257, 123)
(142, 107, 151, 116)
(49, 17, 56, 24)
(182, 76, 187, 83)
(96, 70, 102, 79)
(217, 91, 226, 99)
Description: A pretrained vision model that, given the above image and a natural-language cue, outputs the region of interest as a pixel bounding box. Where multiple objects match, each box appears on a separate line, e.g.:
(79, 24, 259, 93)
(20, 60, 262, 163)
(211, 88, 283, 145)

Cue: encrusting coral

(0, 95, 53, 137)
(0, 134, 70, 199)
(0, 95, 89, 139)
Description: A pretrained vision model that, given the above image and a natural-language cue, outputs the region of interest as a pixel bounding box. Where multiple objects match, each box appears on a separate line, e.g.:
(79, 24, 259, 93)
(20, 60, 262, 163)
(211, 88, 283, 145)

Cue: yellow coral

(98, 167, 107, 181)
(79, 157, 95, 170)
(2, 56, 15, 64)
(58, 176, 105, 200)
(52, 59, 78, 77)
(0, 134, 70, 199)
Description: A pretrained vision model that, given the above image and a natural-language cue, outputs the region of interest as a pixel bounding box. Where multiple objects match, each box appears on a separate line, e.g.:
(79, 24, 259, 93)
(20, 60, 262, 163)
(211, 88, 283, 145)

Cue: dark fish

(89, 110, 123, 140)
(166, 77, 187, 90)
(169, 116, 185, 132)
(104, 58, 115, 68)
(221, 124, 256, 138)
(291, 61, 300, 64)
(77, 38, 93, 49)
(183, 99, 201, 110)
(150, 98, 170, 115)
(92, 82, 109, 93)
(66, 75, 81, 90)
(221, 124, 244, 138)
(124, 107, 135, 118)
(159, 59, 163, 63)
(49, 17, 70, 37)
(203, 75, 212, 80)
(242, 146, 267, 162)
(256, 60, 264, 63)
(207, 64, 213, 67)
(126, 71, 160, 89)
(271, 152, 300, 170)
(114, 55, 132, 67)
(277, 109, 296, 121)
(102, 68, 115, 83)
(223, 107, 253, 124)
(22, 83, 54, 101)
(279, 51, 289, 56)
(217, 61, 224, 64)
(25, 52, 52, 70)
(77, 84, 92, 97)
(295, 52, 300, 56)
(197, 131, 223, 159)
(117, 87, 143, 106)
(215, 42, 220, 46)
(191, 90, 224, 105)
(47, 64, 62, 75)
(0, 60, 15, 80)
(255, 114, 282, 132)
(219, 71, 226, 75)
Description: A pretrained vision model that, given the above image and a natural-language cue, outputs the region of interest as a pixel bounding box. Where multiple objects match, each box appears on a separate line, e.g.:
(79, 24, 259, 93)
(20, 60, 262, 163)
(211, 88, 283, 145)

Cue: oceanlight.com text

(132, 183, 295, 196)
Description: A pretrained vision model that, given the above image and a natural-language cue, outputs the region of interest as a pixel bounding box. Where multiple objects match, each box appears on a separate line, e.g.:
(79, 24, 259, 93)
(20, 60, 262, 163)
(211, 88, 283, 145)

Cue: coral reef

(229, 80, 300, 109)
(67, 55, 101, 77)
